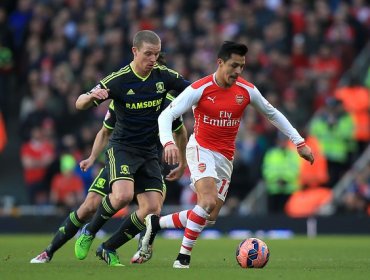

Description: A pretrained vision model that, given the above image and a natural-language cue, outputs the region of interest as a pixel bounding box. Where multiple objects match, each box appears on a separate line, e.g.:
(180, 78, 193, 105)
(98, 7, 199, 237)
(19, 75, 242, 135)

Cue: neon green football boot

(75, 224, 95, 260)
(96, 244, 124, 267)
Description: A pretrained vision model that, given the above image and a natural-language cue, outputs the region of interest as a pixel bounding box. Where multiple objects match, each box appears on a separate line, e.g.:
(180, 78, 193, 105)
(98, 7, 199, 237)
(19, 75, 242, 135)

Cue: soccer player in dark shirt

(74, 30, 190, 266)
(31, 92, 186, 263)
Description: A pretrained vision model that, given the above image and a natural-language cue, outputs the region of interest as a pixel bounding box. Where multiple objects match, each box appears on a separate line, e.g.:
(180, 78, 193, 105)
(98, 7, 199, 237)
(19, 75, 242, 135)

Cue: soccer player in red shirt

(140, 41, 314, 268)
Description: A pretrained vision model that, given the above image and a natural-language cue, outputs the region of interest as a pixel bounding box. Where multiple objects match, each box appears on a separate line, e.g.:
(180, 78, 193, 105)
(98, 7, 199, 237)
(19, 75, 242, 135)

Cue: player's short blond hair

(133, 30, 161, 49)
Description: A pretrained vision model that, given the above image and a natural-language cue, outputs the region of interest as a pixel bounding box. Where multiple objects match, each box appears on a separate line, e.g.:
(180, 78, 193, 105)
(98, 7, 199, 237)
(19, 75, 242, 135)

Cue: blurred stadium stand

(0, 0, 369, 231)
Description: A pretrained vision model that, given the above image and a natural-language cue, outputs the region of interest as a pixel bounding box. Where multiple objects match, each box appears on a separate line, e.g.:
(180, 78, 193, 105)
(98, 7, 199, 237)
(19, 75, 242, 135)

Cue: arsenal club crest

(236, 95, 244, 105)
(198, 163, 206, 173)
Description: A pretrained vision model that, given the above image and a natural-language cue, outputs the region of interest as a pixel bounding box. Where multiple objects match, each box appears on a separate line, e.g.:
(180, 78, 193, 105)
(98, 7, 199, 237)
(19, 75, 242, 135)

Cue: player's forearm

(75, 93, 95, 110)
(250, 86, 304, 145)
(267, 109, 305, 145)
(159, 108, 177, 146)
(89, 128, 111, 161)
(159, 88, 196, 146)
(173, 125, 188, 168)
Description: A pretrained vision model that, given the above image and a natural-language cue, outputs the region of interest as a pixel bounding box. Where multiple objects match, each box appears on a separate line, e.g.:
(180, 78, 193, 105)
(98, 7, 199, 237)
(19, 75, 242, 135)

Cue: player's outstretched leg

(139, 214, 160, 260)
(96, 244, 124, 266)
(75, 223, 95, 260)
(30, 210, 84, 263)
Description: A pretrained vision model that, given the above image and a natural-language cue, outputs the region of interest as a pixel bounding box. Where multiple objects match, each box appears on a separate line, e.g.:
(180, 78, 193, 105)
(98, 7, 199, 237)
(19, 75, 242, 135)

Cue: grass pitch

(0, 234, 369, 280)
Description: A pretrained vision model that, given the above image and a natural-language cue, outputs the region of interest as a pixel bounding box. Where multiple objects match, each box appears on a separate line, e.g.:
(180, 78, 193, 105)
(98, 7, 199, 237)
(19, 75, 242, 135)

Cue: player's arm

(158, 85, 200, 165)
(80, 126, 112, 171)
(80, 104, 116, 171)
(166, 124, 188, 181)
(76, 73, 118, 111)
(249, 86, 314, 164)
(76, 88, 109, 110)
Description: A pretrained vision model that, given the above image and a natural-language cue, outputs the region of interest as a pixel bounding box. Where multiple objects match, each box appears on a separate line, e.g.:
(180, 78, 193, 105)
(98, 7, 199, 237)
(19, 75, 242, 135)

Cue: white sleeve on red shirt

(249, 86, 305, 145)
(158, 84, 203, 146)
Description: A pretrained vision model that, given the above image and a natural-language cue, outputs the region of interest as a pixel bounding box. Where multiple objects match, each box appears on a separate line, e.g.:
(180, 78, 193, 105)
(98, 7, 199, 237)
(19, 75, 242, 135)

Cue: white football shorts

(186, 134, 233, 202)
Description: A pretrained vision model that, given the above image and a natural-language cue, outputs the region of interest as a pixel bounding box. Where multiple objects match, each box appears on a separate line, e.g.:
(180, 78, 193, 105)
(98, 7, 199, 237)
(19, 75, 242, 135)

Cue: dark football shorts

(105, 145, 165, 197)
(87, 167, 110, 196)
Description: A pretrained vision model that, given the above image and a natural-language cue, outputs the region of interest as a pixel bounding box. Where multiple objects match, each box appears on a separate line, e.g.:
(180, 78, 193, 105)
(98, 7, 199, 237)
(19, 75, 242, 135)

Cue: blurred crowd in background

(0, 0, 369, 217)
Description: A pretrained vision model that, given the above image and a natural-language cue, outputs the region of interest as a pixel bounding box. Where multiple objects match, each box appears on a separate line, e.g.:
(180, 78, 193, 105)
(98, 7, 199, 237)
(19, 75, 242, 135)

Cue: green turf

(1, 234, 370, 280)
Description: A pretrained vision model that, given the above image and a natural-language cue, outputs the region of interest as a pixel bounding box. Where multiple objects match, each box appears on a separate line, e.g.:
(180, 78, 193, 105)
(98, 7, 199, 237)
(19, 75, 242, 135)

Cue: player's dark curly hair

(217, 41, 248, 61)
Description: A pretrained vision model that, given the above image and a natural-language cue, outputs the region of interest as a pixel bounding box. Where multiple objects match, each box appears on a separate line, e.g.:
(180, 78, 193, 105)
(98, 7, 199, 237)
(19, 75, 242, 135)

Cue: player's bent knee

(143, 203, 162, 215)
(79, 203, 96, 217)
(201, 198, 217, 212)
(111, 193, 133, 207)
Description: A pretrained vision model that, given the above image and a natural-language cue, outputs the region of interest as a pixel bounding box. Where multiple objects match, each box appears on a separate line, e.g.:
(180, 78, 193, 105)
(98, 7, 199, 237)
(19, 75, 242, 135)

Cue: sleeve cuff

(296, 142, 306, 148)
(164, 141, 175, 148)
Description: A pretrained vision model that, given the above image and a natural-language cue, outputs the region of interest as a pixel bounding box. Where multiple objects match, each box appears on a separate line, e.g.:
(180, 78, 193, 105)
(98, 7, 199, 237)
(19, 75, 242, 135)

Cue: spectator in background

(1, 0, 368, 211)
(0, 110, 6, 152)
(342, 162, 370, 215)
(285, 133, 332, 218)
(262, 135, 301, 213)
(310, 43, 342, 91)
(20, 125, 55, 204)
(335, 75, 370, 154)
(0, 40, 13, 120)
(50, 154, 84, 214)
(309, 97, 355, 188)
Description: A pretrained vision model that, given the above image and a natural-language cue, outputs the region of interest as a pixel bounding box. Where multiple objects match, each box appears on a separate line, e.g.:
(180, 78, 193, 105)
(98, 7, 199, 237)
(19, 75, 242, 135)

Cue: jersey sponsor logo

(207, 96, 216, 103)
(120, 165, 130, 175)
(127, 89, 135, 95)
(203, 115, 240, 127)
(125, 98, 162, 110)
(95, 178, 106, 189)
(198, 163, 206, 173)
(235, 95, 244, 104)
(156, 82, 166, 93)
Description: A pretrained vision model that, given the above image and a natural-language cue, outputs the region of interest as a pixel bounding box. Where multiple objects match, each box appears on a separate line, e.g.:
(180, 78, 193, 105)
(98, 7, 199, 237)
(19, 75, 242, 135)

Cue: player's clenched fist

(90, 88, 110, 101)
(297, 145, 315, 165)
(76, 86, 110, 110)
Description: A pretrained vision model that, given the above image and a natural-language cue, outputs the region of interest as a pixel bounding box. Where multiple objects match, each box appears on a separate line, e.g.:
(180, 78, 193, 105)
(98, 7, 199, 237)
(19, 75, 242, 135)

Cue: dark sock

(149, 215, 161, 245)
(103, 212, 145, 250)
(87, 196, 117, 234)
(46, 211, 84, 256)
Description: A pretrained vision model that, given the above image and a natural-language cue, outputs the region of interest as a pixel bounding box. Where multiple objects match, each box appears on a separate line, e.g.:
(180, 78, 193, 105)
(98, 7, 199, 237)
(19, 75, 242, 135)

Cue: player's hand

(90, 88, 110, 101)
(80, 157, 95, 172)
(164, 142, 179, 166)
(166, 165, 186, 181)
(297, 145, 314, 165)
